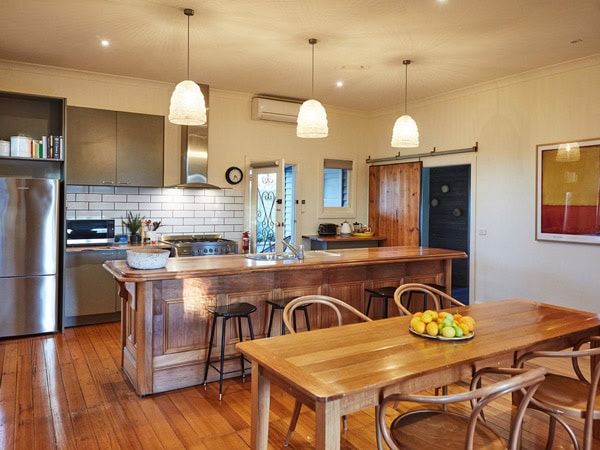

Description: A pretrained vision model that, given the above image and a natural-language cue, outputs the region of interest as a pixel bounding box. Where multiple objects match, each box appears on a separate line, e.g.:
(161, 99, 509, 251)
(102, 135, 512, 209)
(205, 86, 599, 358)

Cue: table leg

(250, 364, 270, 450)
(314, 399, 341, 450)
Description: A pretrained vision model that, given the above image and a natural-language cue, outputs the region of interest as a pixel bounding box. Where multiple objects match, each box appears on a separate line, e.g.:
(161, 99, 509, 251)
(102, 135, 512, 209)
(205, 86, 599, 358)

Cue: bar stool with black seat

(202, 302, 256, 400)
(266, 298, 311, 336)
(364, 286, 398, 319)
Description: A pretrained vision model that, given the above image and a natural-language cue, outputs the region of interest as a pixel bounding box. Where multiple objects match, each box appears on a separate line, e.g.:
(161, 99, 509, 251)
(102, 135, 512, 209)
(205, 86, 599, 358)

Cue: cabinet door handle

(102, 181, 115, 185)
(117, 181, 130, 185)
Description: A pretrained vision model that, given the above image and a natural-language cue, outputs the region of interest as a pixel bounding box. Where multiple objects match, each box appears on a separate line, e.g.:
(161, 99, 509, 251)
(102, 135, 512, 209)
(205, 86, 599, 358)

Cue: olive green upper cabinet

(67, 106, 164, 186)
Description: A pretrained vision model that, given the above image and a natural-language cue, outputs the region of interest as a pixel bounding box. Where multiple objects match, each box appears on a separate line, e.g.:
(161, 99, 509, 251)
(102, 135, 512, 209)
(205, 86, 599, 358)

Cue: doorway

(421, 164, 471, 303)
(248, 160, 297, 253)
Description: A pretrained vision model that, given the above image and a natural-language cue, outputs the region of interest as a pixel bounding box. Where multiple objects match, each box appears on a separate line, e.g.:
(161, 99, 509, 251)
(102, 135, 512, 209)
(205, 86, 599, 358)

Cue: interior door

(368, 162, 422, 246)
(249, 160, 285, 253)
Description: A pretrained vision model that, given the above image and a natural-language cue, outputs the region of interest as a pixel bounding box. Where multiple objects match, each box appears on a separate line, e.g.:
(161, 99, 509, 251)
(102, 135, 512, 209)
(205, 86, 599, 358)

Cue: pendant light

(169, 8, 207, 126)
(297, 38, 328, 138)
(391, 59, 419, 148)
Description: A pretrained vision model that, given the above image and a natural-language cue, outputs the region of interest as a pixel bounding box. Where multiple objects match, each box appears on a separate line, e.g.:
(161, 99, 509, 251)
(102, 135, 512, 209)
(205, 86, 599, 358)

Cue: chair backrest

(283, 295, 372, 334)
(515, 336, 600, 449)
(393, 282, 465, 316)
(378, 366, 547, 450)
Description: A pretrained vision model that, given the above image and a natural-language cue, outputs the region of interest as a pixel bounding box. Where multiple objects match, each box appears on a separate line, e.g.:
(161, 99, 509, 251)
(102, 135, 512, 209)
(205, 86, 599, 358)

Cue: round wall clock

(225, 166, 243, 185)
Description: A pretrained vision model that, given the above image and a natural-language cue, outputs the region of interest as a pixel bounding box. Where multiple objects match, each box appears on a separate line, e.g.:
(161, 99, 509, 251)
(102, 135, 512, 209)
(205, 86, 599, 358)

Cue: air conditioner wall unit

(251, 96, 302, 124)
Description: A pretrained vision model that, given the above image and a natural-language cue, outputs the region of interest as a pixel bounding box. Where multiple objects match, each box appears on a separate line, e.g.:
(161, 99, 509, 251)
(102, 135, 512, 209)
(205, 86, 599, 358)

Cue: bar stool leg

(267, 305, 276, 337)
(247, 314, 255, 340)
(303, 308, 311, 331)
(237, 316, 246, 382)
(203, 314, 218, 389)
(218, 316, 228, 401)
(366, 294, 374, 316)
(280, 308, 286, 336)
(382, 297, 388, 319)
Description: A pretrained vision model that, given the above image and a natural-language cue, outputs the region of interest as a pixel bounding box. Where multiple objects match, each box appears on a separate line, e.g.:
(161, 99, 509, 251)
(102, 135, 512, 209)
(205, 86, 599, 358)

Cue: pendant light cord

(183, 8, 195, 80)
(308, 38, 318, 97)
(403, 59, 411, 115)
(186, 12, 190, 79)
(404, 62, 408, 114)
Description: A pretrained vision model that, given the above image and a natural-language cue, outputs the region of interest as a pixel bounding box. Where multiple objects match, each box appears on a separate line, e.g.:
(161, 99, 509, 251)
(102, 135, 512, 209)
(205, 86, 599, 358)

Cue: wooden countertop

(103, 246, 466, 282)
(302, 234, 386, 242)
(66, 243, 171, 252)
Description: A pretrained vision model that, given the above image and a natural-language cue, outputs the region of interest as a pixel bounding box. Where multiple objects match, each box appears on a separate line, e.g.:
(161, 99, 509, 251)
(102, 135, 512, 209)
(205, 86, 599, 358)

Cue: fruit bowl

(409, 327, 474, 341)
(126, 248, 170, 270)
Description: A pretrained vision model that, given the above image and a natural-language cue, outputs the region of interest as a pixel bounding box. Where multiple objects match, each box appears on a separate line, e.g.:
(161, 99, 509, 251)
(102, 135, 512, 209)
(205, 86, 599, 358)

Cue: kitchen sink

(244, 252, 298, 261)
(244, 250, 341, 260)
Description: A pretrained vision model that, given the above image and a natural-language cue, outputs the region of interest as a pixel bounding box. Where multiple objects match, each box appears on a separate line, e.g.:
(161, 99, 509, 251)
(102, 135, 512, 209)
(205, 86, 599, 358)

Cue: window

(321, 159, 355, 218)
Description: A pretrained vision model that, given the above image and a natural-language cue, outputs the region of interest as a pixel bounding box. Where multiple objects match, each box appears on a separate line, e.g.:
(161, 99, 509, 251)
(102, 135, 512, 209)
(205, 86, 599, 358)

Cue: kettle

(340, 221, 353, 235)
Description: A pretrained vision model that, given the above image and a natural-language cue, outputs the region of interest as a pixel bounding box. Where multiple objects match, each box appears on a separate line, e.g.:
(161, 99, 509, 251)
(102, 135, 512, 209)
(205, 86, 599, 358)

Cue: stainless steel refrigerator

(0, 177, 59, 338)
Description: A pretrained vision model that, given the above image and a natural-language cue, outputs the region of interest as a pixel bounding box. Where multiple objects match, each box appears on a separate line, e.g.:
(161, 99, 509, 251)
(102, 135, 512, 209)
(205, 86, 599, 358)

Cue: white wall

(368, 55, 600, 311)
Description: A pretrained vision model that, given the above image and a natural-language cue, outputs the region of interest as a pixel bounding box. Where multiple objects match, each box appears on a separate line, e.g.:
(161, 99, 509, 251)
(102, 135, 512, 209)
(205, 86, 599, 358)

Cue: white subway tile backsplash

(76, 193, 102, 202)
(89, 186, 115, 194)
(66, 185, 245, 237)
(115, 187, 139, 194)
(102, 194, 127, 202)
(89, 202, 116, 210)
(127, 195, 151, 203)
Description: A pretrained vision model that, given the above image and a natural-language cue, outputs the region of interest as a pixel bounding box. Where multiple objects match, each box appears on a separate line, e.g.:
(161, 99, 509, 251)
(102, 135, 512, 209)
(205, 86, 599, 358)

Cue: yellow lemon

(459, 323, 470, 336)
(426, 321, 439, 336)
(413, 319, 426, 334)
(421, 313, 433, 324)
(410, 317, 422, 330)
(413, 311, 423, 318)
(460, 316, 476, 332)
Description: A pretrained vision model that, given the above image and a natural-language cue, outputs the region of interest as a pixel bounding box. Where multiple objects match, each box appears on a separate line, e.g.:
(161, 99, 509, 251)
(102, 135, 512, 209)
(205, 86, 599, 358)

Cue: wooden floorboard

(0, 321, 597, 449)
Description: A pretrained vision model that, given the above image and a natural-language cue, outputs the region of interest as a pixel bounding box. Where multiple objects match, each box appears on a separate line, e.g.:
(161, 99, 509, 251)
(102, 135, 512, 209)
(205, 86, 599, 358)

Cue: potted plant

(122, 211, 145, 244)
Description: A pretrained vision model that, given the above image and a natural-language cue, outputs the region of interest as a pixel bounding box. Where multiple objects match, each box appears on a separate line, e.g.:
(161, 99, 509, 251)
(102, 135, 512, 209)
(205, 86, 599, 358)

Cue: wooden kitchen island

(103, 246, 466, 396)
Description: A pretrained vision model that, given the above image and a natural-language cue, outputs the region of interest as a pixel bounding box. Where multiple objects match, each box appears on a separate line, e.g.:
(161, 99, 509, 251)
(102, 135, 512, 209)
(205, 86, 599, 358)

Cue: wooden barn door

(368, 162, 422, 246)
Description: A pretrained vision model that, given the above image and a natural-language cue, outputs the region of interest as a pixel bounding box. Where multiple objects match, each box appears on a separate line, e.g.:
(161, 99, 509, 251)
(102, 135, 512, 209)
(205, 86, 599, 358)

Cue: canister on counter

(0, 140, 9, 157)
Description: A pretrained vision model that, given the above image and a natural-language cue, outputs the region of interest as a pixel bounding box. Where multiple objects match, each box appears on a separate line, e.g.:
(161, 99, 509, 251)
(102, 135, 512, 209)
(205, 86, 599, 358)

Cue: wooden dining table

(237, 298, 600, 450)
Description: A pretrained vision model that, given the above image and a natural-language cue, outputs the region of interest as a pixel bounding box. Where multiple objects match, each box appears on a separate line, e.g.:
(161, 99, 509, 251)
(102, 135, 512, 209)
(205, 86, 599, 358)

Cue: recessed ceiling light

(339, 64, 370, 72)
(100, 39, 110, 47)
(336, 81, 344, 88)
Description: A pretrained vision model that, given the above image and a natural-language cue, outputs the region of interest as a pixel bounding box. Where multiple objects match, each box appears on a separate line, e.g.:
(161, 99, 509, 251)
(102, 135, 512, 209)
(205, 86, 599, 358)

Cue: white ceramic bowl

(126, 248, 170, 270)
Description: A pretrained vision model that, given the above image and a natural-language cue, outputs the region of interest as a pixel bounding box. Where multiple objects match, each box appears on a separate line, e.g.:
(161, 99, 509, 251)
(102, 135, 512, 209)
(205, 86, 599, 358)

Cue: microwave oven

(66, 219, 115, 246)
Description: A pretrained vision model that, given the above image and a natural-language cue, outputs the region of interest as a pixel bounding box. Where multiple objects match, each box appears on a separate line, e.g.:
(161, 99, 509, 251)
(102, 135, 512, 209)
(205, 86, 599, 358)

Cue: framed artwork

(536, 138, 600, 244)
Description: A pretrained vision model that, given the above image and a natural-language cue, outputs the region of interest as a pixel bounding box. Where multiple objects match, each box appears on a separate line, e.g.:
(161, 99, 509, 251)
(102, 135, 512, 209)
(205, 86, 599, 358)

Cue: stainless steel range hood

(173, 84, 222, 189)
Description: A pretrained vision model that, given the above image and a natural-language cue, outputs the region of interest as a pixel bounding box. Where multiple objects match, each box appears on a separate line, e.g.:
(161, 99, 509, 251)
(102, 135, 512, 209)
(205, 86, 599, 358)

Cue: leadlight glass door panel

(250, 161, 285, 253)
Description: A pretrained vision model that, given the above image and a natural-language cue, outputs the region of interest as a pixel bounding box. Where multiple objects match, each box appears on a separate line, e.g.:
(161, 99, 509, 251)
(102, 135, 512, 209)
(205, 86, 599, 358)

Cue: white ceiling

(2, 0, 599, 111)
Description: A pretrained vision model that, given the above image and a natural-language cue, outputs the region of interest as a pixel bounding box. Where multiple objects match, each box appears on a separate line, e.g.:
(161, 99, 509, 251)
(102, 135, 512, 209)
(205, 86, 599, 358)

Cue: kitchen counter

(66, 242, 171, 252)
(103, 246, 466, 396)
(302, 234, 386, 249)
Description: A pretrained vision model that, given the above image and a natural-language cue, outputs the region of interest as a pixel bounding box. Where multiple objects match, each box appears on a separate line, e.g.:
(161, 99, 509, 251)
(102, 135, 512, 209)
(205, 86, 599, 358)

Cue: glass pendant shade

(556, 142, 580, 162)
(297, 99, 328, 138)
(391, 114, 419, 148)
(169, 80, 207, 126)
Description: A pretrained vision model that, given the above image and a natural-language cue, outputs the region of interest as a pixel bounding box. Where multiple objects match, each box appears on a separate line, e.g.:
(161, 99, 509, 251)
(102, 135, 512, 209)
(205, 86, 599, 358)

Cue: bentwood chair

(393, 282, 465, 316)
(282, 295, 374, 447)
(378, 366, 547, 450)
(515, 336, 600, 450)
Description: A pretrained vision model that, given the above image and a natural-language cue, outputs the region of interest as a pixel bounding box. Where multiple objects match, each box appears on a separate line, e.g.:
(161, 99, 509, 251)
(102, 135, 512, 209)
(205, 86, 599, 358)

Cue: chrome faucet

(282, 240, 304, 259)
